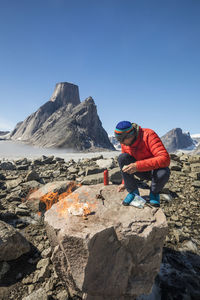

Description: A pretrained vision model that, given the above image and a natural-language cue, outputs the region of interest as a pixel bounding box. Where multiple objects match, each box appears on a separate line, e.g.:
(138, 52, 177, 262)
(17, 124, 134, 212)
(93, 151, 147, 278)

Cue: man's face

(121, 136, 135, 146)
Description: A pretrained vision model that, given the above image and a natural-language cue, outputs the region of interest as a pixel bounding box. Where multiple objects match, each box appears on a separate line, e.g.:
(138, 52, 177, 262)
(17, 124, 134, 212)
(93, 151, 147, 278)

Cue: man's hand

(117, 184, 125, 192)
(122, 163, 137, 174)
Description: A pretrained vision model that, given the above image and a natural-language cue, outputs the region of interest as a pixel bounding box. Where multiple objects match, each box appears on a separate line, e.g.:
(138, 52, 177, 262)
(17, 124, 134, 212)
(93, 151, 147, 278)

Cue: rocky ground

(0, 153, 200, 300)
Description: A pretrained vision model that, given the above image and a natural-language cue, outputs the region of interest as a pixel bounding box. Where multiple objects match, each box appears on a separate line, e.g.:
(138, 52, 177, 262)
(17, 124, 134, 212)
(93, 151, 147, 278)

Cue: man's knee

(151, 167, 170, 194)
(154, 167, 170, 182)
(118, 153, 136, 166)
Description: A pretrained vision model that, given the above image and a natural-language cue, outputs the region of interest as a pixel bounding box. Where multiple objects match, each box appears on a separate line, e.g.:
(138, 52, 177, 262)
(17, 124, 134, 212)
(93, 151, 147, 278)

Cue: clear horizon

(0, 0, 200, 137)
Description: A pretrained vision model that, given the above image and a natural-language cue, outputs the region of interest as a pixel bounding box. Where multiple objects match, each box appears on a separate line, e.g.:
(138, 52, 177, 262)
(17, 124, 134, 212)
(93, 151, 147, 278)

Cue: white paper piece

(68, 203, 89, 216)
(129, 195, 146, 209)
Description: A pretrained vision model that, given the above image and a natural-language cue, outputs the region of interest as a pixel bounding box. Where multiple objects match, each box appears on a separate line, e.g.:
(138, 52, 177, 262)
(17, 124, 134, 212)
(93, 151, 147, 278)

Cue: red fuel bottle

(104, 169, 109, 185)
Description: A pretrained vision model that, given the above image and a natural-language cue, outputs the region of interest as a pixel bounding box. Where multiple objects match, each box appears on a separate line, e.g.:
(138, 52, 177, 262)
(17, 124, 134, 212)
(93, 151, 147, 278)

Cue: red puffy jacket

(121, 127, 170, 172)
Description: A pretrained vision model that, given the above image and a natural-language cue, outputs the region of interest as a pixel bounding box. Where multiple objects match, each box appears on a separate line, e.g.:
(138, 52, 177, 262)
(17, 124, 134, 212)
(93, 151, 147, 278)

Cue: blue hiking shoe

(149, 192, 160, 207)
(122, 188, 140, 206)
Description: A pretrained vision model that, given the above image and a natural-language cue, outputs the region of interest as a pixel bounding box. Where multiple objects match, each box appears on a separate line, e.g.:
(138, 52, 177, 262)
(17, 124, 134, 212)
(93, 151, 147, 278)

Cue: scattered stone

(95, 158, 115, 169)
(191, 163, 200, 172)
(0, 192, 6, 199)
(180, 240, 198, 254)
(21, 180, 42, 190)
(33, 158, 45, 166)
(0, 220, 30, 261)
(6, 177, 23, 189)
(37, 243, 45, 252)
(22, 288, 49, 300)
(17, 164, 29, 171)
(191, 180, 200, 188)
(56, 290, 69, 300)
(170, 161, 182, 171)
(0, 173, 6, 180)
(0, 261, 10, 280)
(67, 166, 78, 174)
(6, 192, 21, 202)
(188, 155, 200, 163)
(171, 214, 179, 221)
(22, 276, 34, 285)
(41, 247, 52, 258)
(0, 161, 16, 170)
(0, 181, 6, 190)
(36, 264, 50, 281)
(42, 155, 54, 164)
(85, 166, 104, 176)
(175, 222, 182, 228)
(28, 285, 35, 294)
(26, 170, 41, 182)
(44, 279, 54, 292)
(37, 258, 50, 269)
(90, 155, 104, 161)
(109, 167, 121, 184)
(15, 206, 30, 216)
(160, 194, 173, 202)
(55, 157, 65, 162)
(81, 173, 103, 185)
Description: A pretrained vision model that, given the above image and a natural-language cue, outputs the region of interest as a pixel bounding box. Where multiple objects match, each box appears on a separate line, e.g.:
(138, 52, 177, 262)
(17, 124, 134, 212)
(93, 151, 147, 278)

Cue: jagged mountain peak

(10, 82, 115, 151)
(161, 128, 195, 153)
(50, 82, 80, 107)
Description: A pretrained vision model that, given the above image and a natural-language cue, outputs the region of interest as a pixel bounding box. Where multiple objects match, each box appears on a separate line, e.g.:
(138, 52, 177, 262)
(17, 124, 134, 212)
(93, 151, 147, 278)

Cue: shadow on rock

(158, 247, 200, 300)
(0, 242, 40, 287)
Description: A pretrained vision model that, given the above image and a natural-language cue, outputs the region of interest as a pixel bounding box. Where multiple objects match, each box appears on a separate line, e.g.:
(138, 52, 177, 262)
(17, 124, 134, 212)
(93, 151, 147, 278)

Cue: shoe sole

(150, 203, 160, 207)
(122, 202, 129, 206)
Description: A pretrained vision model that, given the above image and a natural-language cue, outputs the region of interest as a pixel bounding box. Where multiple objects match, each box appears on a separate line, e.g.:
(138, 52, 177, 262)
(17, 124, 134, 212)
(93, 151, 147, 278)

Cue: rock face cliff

(10, 82, 115, 151)
(161, 128, 195, 153)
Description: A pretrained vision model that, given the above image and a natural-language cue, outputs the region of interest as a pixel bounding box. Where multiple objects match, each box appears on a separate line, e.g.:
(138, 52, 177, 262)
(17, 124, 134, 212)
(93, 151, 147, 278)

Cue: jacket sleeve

(136, 131, 170, 172)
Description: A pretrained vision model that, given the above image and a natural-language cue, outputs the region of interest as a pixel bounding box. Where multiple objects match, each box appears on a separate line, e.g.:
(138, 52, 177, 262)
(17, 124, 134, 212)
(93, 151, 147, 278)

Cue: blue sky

(0, 0, 199, 136)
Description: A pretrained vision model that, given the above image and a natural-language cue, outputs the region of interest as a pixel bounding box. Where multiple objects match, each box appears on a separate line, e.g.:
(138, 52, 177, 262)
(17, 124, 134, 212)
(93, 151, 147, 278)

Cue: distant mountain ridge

(161, 128, 196, 153)
(10, 82, 115, 151)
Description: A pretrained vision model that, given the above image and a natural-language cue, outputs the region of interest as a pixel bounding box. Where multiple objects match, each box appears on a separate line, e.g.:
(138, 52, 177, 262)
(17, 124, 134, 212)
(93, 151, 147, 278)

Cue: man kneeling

(115, 121, 170, 207)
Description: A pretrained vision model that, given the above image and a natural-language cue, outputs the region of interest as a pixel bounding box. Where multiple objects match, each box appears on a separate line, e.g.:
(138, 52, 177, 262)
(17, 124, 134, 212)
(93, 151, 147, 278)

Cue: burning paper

(67, 202, 91, 216)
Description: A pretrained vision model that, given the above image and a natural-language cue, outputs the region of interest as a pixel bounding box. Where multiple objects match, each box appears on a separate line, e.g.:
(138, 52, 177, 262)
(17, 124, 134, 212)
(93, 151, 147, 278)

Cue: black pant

(118, 153, 170, 194)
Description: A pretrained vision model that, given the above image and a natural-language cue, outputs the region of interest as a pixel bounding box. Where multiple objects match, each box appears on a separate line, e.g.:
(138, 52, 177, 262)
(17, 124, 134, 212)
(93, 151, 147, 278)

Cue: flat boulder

(26, 180, 79, 213)
(45, 184, 168, 300)
(25, 170, 41, 182)
(81, 173, 103, 185)
(6, 176, 23, 190)
(95, 158, 115, 169)
(0, 220, 30, 261)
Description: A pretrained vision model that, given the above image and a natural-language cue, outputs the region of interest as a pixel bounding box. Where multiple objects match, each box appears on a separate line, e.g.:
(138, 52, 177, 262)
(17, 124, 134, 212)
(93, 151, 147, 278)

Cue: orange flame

(27, 181, 96, 219)
(40, 191, 59, 210)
